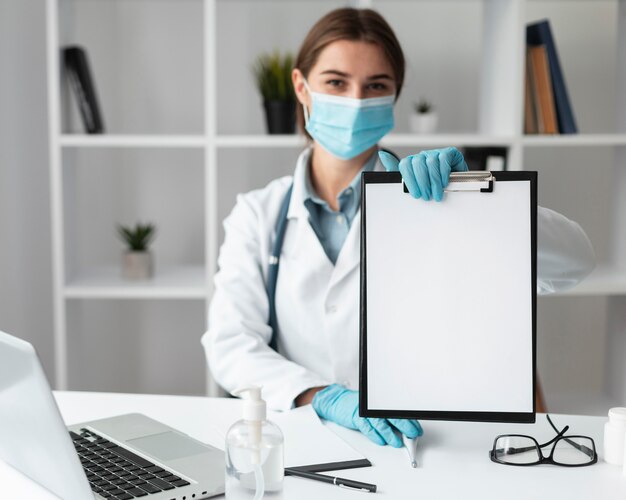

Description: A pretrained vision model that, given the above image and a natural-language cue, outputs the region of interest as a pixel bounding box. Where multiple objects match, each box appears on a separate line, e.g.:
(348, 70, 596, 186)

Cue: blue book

(527, 20, 578, 134)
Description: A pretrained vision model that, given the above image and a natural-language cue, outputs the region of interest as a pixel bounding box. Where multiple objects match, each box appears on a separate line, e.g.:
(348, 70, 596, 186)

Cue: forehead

(311, 39, 394, 78)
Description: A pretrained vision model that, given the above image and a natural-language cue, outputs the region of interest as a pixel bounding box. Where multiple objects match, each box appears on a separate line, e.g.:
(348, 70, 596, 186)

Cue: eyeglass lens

(494, 436, 541, 465)
(552, 437, 596, 465)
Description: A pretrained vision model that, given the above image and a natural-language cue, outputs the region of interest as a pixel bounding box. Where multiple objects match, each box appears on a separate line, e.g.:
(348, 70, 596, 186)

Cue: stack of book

(525, 20, 577, 135)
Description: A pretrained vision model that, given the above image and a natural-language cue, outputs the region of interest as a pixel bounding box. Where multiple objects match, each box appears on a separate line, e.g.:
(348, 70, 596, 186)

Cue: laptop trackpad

(127, 432, 209, 461)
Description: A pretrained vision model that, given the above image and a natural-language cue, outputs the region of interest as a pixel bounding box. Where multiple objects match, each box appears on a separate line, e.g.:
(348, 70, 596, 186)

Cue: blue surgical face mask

(303, 80, 395, 160)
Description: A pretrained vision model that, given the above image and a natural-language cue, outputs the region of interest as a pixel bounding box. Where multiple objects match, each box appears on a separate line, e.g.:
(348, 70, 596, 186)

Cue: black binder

(63, 46, 105, 134)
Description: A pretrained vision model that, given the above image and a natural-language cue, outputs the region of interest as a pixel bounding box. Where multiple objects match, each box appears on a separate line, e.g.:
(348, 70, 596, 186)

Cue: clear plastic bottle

(225, 387, 284, 500)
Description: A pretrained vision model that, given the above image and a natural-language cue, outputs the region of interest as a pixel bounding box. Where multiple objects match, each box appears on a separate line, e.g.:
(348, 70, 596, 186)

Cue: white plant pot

(409, 112, 438, 134)
(122, 251, 153, 280)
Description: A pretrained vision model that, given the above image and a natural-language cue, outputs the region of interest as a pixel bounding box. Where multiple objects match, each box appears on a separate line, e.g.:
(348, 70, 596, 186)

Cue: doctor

(202, 8, 595, 447)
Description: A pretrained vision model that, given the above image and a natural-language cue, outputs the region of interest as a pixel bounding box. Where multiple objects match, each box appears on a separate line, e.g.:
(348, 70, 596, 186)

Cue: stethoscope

(266, 149, 398, 351)
(266, 183, 293, 350)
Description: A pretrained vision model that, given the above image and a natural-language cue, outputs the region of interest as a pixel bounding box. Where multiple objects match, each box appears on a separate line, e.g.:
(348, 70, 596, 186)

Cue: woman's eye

(326, 79, 344, 88)
(367, 82, 388, 91)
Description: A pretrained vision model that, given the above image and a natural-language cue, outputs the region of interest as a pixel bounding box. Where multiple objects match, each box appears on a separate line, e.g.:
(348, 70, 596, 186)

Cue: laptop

(0, 330, 225, 500)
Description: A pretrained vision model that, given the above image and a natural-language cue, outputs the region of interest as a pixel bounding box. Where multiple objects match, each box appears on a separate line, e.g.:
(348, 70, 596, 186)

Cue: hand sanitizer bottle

(225, 386, 284, 499)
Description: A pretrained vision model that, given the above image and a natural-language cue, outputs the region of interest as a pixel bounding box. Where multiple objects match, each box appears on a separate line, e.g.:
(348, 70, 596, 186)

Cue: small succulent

(117, 222, 156, 252)
(253, 51, 295, 101)
(414, 98, 434, 114)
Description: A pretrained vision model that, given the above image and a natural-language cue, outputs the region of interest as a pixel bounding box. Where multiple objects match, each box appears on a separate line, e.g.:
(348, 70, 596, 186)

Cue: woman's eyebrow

(367, 73, 393, 81)
(320, 69, 350, 77)
(319, 70, 393, 81)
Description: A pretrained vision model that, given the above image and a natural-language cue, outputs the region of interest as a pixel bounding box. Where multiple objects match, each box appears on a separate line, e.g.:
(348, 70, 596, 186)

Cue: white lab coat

(202, 148, 595, 411)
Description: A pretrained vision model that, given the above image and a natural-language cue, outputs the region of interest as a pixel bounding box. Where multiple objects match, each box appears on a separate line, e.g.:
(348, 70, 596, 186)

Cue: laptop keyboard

(70, 428, 190, 499)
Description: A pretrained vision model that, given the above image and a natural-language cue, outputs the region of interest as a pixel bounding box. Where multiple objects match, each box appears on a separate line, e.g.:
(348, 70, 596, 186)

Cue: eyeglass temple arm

(546, 414, 562, 434)
(558, 437, 595, 458)
(546, 415, 595, 458)
(537, 424, 569, 448)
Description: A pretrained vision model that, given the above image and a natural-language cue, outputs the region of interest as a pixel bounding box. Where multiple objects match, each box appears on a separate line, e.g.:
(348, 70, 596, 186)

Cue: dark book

(527, 20, 578, 134)
(63, 46, 105, 134)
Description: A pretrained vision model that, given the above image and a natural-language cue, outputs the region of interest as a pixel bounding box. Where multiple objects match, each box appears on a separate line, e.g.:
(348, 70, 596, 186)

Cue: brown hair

(294, 8, 405, 137)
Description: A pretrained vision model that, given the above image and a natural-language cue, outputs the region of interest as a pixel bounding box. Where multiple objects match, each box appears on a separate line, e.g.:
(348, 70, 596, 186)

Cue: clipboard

(359, 171, 537, 423)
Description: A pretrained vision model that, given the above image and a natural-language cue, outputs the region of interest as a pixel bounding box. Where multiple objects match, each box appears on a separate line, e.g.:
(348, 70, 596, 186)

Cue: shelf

(60, 135, 206, 148)
(64, 266, 207, 300)
(553, 266, 626, 296)
(381, 134, 515, 148)
(522, 134, 626, 147)
(216, 135, 306, 148)
(59, 133, 626, 149)
(215, 133, 515, 149)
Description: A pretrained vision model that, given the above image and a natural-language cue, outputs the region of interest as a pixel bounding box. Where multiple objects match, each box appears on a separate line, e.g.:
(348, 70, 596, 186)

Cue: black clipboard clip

(403, 171, 494, 194)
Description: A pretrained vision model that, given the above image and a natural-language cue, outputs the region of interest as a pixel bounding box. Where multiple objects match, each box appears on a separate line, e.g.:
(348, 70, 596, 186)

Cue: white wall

(0, 0, 54, 379)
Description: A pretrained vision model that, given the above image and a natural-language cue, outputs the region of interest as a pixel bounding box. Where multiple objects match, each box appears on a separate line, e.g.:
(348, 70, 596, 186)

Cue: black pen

(285, 468, 377, 493)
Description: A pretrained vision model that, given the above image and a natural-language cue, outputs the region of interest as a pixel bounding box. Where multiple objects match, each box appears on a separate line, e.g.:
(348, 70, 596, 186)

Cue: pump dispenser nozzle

(232, 386, 266, 422)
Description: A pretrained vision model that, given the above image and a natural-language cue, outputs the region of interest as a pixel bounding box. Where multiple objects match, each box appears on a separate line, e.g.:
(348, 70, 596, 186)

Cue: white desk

(1, 391, 625, 499)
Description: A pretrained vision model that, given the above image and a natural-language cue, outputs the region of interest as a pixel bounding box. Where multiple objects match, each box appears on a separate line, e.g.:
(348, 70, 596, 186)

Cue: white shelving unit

(47, 0, 626, 412)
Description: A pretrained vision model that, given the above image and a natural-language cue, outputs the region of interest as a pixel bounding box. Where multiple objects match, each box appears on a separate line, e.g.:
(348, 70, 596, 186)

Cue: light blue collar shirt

(301, 151, 378, 264)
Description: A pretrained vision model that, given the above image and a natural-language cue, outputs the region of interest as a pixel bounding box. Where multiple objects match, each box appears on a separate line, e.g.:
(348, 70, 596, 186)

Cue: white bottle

(623, 432, 626, 475)
(604, 407, 626, 465)
(225, 387, 284, 499)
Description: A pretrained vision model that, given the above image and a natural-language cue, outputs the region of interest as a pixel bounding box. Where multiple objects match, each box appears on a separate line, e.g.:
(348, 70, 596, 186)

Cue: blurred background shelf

(215, 133, 517, 149)
(523, 134, 626, 147)
(381, 133, 516, 148)
(215, 134, 305, 148)
(60, 134, 206, 148)
(64, 266, 207, 300)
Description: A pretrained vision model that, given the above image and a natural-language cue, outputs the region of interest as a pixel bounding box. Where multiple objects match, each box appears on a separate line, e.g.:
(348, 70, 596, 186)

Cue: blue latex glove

(379, 147, 469, 202)
(312, 384, 423, 447)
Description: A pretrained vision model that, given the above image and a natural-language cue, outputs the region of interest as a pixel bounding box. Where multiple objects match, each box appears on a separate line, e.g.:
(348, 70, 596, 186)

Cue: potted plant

(117, 222, 156, 280)
(253, 51, 296, 134)
(410, 98, 438, 134)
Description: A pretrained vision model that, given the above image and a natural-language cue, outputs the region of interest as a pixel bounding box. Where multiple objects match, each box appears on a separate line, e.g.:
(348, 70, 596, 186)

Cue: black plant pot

(263, 99, 296, 134)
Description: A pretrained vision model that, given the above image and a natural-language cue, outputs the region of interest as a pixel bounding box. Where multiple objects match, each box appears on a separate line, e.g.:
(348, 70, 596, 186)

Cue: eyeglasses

(490, 415, 597, 467)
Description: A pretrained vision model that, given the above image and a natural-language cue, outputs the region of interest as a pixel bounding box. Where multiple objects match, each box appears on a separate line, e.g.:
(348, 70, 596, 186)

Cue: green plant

(414, 98, 434, 114)
(253, 51, 295, 101)
(117, 222, 156, 252)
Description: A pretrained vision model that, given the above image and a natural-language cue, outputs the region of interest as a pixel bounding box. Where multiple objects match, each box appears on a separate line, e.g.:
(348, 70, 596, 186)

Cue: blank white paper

(364, 180, 533, 413)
